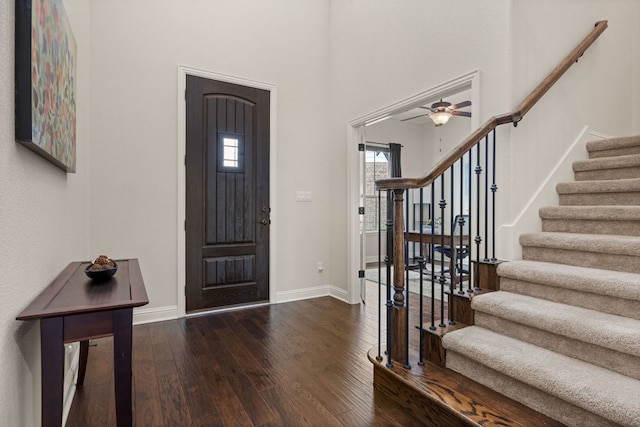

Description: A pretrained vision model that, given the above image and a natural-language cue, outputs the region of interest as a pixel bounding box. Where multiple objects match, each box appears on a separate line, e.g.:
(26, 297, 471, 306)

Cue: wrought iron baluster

(467, 149, 473, 292)
(439, 177, 446, 328)
(474, 142, 483, 291)
(458, 157, 464, 296)
(404, 193, 410, 369)
(418, 188, 425, 366)
(385, 189, 393, 367)
(377, 190, 382, 361)
(491, 129, 498, 261)
(430, 182, 436, 331)
(484, 134, 489, 261)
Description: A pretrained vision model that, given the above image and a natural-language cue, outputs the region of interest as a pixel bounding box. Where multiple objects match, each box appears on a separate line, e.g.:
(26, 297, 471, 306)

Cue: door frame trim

(346, 70, 479, 304)
(177, 66, 278, 317)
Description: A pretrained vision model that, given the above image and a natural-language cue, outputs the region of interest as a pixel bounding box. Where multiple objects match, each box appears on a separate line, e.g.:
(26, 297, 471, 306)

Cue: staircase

(442, 135, 640, 426)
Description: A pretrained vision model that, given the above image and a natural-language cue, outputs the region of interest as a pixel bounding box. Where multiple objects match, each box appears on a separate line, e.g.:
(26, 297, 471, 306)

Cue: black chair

(433, 214, 470, 277)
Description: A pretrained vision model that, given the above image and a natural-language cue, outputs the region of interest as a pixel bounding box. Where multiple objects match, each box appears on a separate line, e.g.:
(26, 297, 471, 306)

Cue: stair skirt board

(474, 311, 640, 380)
(499, 277, 640, 321)
(445, 352, 617, 427)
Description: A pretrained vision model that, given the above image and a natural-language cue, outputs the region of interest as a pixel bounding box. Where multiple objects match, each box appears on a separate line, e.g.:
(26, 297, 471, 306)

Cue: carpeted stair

(442, 135, 640, 427)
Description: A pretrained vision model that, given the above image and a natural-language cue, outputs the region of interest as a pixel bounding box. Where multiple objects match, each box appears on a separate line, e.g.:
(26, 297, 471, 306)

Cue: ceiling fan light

(430, 111, 452, 126)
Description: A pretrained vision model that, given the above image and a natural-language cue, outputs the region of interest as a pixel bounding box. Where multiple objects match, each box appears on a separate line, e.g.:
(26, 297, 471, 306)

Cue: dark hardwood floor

(66, 280, 437, 426)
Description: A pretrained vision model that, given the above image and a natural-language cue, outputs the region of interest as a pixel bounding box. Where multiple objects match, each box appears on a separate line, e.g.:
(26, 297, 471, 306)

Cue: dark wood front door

(185, 75, 270, 313)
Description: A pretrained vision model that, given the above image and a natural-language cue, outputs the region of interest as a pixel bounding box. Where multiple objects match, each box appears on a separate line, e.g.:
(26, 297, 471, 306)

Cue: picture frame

(15, 0, 77, 173)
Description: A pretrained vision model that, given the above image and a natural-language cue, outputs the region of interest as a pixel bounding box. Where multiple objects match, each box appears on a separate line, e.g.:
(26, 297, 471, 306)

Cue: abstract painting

(15, 0, 77, 172)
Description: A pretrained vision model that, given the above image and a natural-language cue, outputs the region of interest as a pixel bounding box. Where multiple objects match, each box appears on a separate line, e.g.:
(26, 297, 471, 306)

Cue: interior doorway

(348, 71, 479, 304)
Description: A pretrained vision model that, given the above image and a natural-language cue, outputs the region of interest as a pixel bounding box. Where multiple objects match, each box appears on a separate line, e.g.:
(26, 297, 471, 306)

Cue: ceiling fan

(402, 99, 472, 126)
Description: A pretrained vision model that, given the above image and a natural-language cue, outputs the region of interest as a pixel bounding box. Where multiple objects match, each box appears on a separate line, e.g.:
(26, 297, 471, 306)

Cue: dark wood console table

(16, 259, 148, 427)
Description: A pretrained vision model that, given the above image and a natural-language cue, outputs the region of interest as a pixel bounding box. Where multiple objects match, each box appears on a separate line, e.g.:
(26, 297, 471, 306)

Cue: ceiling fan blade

(418, 106, 436, 113)
(452, 111, 471, 117)
(450, 100, 471, 110)
(401, 113, 429, 122)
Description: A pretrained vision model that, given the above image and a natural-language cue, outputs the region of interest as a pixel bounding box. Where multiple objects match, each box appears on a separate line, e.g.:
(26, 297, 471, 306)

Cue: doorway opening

(347, 71, 479, 304)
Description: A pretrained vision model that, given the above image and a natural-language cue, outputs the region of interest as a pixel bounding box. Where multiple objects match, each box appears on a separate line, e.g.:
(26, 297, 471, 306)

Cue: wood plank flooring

(66, 281, 432, 426)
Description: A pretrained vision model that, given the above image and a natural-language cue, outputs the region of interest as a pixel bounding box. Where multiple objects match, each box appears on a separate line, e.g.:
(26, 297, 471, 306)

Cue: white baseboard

(133, 305, 178, 325)
(276, 285, 329, 303)
(275, 284, 349, 304)
(328, 285, 350, 303)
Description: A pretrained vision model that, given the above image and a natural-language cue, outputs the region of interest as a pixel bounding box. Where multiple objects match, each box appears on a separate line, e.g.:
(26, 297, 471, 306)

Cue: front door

(185, 75, 270, 313)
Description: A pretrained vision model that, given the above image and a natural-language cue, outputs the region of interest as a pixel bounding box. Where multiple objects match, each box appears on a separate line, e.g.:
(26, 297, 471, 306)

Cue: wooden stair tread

(368, 347, 564, 427)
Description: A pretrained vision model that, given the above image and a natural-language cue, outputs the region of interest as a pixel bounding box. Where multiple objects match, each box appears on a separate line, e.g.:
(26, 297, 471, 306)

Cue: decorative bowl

(85, 261, 118, 282)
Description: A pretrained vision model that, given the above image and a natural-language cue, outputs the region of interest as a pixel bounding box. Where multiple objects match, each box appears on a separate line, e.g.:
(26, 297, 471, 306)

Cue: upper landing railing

(372, 20, 608, 369)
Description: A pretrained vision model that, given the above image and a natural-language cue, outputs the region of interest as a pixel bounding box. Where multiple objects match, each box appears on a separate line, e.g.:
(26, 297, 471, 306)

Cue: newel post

(391, 189, 407, 365)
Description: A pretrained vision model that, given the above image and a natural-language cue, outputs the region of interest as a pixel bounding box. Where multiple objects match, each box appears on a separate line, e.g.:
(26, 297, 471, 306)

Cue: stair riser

(474, 312, 640, 380)
(559, 192, 640, 206)
(589, 146, 640, 159)
(445, 352, 616, 427)
(575, 167, 640, 181)
(541, 219, 640, 236)
(522, 247, 640, 274)
(500, 277, 640, 320)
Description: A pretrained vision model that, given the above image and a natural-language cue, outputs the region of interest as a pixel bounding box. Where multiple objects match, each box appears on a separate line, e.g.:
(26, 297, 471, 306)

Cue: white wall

(0, 0, 91, 424)
(88, 0, 332, 310)
(365, 119, 424, 178)
(499, 0, 640, 259)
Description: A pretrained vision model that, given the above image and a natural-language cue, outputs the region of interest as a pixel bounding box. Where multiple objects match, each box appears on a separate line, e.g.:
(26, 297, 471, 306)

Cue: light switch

(296, 191, 312, 202)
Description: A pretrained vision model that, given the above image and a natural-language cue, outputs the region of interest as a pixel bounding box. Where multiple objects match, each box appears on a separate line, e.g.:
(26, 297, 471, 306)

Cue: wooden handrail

(377, 20, 608, 191)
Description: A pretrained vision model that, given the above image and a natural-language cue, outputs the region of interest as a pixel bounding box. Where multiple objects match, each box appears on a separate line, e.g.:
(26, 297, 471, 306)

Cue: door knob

(261, 219, 269, 225)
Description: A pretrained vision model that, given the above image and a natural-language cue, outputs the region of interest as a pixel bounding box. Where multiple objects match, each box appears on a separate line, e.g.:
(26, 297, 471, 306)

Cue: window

(223, 137, 239, 168)
(218, 133, 244, 172)
(364, 147, 389, 232)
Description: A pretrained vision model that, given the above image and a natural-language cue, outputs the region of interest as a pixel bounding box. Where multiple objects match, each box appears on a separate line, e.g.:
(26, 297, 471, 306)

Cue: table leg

(40, 317, 64, 427)
(76, 340, 89, 387)
(113, 308, 133, 427)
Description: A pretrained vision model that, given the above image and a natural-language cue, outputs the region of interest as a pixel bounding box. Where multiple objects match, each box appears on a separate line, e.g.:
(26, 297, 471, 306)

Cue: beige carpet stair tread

(470, 291, 640, 357)
(497, 260, 640, 301)
(442, 326, 640, 426)
(587, 135, 640, 158)
(539, 205, 640, 221)
(445, 352, 619, 427)
(557, 177, 640, 194)
(473, 311, 640, 381)
(573, 153, 640, 172)
(520, 231, 640, 256)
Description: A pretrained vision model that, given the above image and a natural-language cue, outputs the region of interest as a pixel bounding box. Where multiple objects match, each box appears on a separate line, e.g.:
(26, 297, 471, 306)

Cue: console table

(16, 259, 149, 427)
